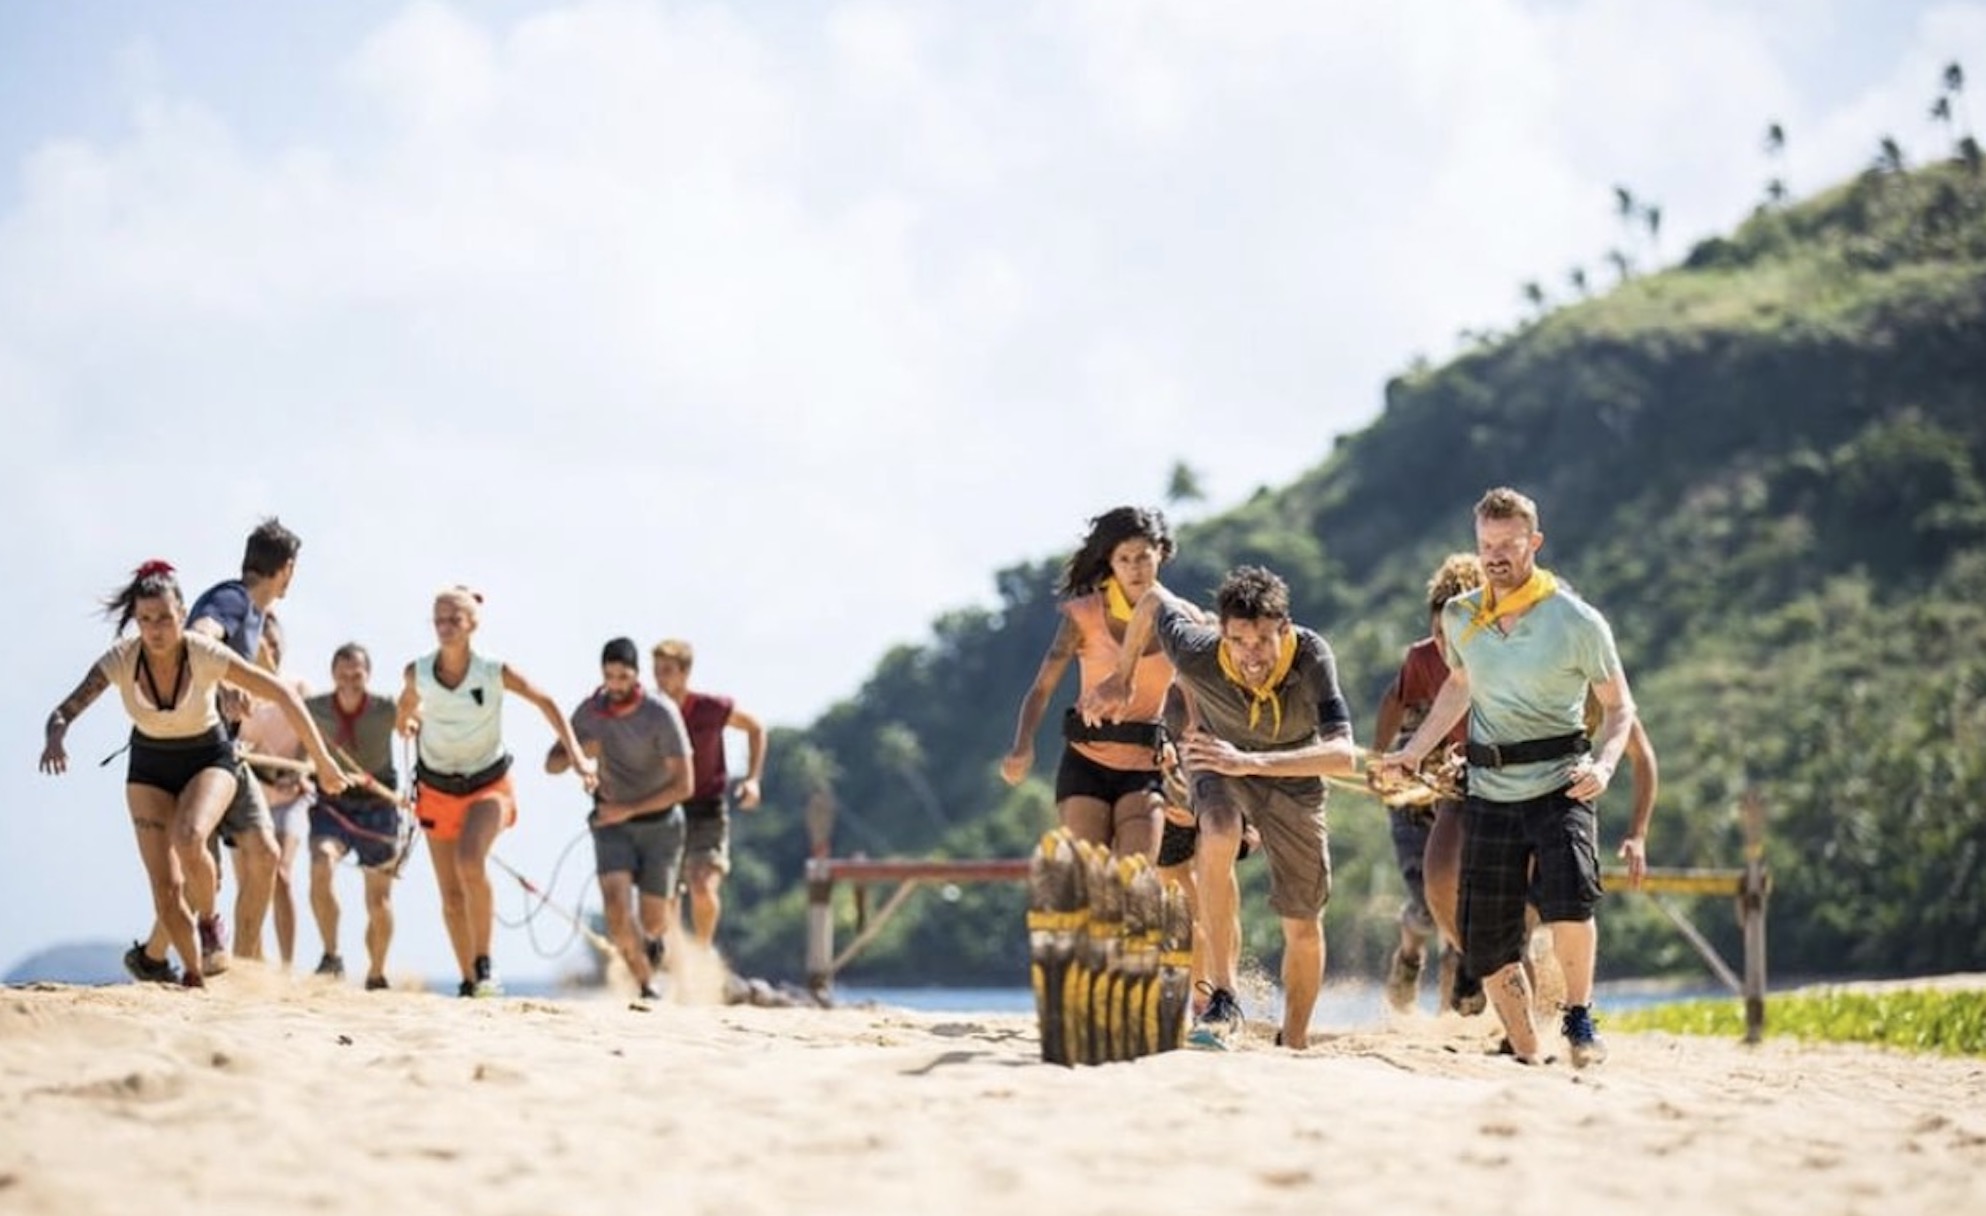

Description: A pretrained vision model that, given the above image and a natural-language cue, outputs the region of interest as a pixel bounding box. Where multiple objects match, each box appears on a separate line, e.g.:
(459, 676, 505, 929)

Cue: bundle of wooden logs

(1026, 827, 1194, 1066)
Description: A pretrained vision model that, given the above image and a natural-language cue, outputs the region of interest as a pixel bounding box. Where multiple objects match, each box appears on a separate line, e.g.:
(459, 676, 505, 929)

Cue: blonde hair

(435, 585, 484, 622)
(1426, 553, 1485, 613)
(651, 638, 694, 669)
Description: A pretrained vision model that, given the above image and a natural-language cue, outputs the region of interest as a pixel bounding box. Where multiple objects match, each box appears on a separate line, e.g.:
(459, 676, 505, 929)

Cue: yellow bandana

(1217, 628, 1299, 734)
(1459, 567, 1559, 644)
(1103, 577, 1136, 624)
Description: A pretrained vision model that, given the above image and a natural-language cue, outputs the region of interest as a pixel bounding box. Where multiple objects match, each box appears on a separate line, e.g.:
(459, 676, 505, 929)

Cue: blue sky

(3, 0, 1981, 985)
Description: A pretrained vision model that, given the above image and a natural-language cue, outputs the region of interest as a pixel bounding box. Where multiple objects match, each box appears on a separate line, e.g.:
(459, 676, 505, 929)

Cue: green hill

(726, 158, 1986, 988)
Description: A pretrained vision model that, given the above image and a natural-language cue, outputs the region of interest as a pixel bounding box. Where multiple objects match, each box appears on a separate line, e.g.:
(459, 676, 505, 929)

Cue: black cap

(601, 637, 640, 669)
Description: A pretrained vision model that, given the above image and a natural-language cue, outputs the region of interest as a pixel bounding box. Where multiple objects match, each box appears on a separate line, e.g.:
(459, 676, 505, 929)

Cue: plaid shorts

(1457, 788, 1601, 978)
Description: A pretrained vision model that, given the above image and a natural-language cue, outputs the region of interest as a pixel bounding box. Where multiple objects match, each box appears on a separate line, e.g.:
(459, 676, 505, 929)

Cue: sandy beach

(2, 974, 1982, 1216)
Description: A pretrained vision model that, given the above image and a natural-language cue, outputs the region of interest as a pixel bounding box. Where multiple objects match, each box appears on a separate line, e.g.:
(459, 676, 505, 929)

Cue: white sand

(2, 974, 1982, 1216)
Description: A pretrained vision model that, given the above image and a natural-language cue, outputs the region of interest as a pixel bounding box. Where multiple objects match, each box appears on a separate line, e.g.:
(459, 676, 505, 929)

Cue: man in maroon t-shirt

(1372, 553, 1483, 1015)
(650, 639, 767, 948)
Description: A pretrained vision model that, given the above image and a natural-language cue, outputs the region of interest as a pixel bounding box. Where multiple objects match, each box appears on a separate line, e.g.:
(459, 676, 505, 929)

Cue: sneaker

(123, 941, 179, 985)
(1384, 948, 1424, 1012)
(644, 936, 665, 969)
(457, 979, 477, 998)
(364, 975, 390, 992)
(472, 977, 504, 999)
(1451, 964, 1486, 1017)
(638, 981, 662, 1001)
(197, 916, 231, 975)
(314, 953, 346, 979)
(1562, 1004, 1608, 1068)
(1186, 985, 1245, 1051)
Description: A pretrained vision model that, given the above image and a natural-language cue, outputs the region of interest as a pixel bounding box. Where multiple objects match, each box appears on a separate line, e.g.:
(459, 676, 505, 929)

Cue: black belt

(1465, 732, 1588, 768)
(1061, 707, 1165, 750)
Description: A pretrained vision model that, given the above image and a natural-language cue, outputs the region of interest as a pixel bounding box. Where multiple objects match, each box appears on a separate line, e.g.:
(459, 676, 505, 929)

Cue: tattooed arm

(41, 665, 111, 775)
(1001, 614, 1080, 785)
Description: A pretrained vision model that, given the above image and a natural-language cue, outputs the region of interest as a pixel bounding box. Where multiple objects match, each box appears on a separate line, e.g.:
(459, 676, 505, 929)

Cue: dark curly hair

(1058, 506, 1175, 598)
(1214, 565, 1290, 623)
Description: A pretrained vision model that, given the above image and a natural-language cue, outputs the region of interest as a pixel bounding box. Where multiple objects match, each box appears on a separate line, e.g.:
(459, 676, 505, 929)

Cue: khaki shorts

(1191, 772, 1331, 918)
(683, 801, 730, 876)
(217, 763, 276, 847)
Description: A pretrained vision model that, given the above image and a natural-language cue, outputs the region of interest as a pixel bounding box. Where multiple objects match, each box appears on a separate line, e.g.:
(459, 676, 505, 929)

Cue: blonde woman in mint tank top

(395, 586, 597, 998)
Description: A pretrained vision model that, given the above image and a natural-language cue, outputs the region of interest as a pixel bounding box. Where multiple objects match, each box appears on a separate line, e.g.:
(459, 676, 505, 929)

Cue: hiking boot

(314, 953, 346, 979)
(364, 975, 390, 992)
(1186, 985, 1245, 1051)
(1384, 947, 1424, 1012)
(198, 916, 231, 975)
(123, 942, 179, 985)
(1562, 1004, 1608, 1068)
(1451, 964, 1486, 1017)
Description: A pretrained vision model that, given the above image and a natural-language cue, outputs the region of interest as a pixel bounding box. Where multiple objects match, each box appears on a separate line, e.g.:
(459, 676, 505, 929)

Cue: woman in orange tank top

(1001, 506, 1178, 857)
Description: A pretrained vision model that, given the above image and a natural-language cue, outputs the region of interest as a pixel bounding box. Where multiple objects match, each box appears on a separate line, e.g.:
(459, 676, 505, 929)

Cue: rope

(489, 835, 615, 959)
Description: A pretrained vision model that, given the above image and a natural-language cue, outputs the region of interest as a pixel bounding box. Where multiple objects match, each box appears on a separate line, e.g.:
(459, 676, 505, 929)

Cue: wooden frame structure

(804, 793, 1772, 1042)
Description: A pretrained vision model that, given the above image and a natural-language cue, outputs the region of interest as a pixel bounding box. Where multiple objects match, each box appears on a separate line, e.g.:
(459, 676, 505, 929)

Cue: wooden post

(805, 857, 835, 998)
(1739, 789, 1770, 1045)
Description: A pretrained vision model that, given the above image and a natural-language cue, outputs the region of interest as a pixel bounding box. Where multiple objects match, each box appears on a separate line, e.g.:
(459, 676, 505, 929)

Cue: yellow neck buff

(1103, 577, 1136, 624)
(1460, 567, 1558, 644)
(1217, 627, 1299, 734)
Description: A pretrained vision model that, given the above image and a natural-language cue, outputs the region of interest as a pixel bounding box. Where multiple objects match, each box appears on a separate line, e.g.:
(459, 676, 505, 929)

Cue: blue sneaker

(1186, 986, 1244, 1051)
(1562, 1004, 1608, 1067)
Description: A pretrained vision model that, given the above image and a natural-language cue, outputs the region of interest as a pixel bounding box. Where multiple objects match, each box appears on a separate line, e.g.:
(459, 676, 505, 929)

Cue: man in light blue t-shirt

(1383, 487, 1639, 1068)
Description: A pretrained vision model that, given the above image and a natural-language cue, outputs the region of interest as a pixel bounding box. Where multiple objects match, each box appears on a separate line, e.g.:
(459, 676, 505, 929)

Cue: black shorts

(126, 728, 236, 797)
(1458, 788, 1602, 978)
(1053, 746, 1162, 805)
(1156, 818, 1198, 868)
(1153, 814, 1259, 869)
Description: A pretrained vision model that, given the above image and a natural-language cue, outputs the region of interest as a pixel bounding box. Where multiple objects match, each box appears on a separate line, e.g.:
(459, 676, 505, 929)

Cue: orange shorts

(415, 774, 518, 842)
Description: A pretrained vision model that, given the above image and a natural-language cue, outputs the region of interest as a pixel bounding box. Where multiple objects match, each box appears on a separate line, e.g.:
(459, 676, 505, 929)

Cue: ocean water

(831, 978, 1724, 1025)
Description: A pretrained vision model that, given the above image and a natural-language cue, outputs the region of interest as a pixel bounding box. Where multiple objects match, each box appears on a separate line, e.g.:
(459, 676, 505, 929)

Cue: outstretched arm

(1078, 584, 1178, 724)
(40, 665, 111, 775)
(222, 653, 348, 796)
(1001, 616, 1078, 785)
(504, 664, 598, 793)
(1615, 717, 1658, 887)
(1384, 666, 1472, 774)
(727, 706, 766, 809)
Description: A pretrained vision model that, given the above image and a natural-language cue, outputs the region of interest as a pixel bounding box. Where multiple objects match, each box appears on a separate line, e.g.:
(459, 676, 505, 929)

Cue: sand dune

(1, 976, 1982, 1216)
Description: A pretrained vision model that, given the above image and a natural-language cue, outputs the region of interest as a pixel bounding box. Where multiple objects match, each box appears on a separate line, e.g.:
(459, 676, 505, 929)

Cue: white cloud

(2, 0, 1982, 983)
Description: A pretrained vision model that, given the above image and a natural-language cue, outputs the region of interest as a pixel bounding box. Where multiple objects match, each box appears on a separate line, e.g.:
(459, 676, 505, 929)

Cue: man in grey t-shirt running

(1084, 565, 1358, 1051)
(547, 637, 693, 1000)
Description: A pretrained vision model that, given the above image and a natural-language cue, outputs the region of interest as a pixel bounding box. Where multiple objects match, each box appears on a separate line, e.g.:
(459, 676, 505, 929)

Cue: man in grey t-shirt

(547, 637, 693, 1000)
(1084, 565, 1358, 1051)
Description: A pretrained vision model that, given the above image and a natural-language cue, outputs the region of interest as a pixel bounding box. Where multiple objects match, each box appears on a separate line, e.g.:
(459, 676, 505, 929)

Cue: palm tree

(1959, 135, 1983, 177)
(875, 721, 951, 832)
(1642, 203, 1663, 259)
(1876, 135, 1907, 174)
(1764, 122, 1791, 205)
(1164, 461, 1205, 508)
(1605, 248, 1634, 284)
(1613, 184, 1635, 220)
(1520, 280, 1547, 315)
(1942, 61, 1974, 141)
(1568, 266, 1589, 298)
